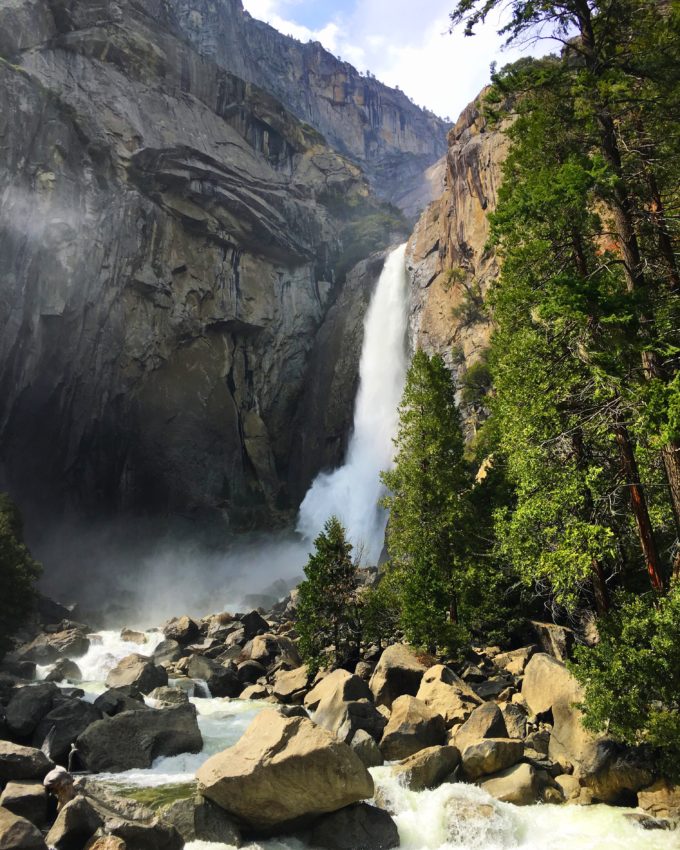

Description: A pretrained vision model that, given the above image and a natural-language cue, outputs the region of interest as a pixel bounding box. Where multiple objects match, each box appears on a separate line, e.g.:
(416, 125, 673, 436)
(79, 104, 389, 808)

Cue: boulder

(240, 684, 270, 700)
(522, 653, 577, 717)
(85, 835, 127, 849)
(369, 645, 427, 709)
(555, 774, 582, 803)
(493, 646, 536, 677)
(479, 763, 541, 805)
(379, 696, 446, 761)
(152, 640, 185, 666)
(350, 730, 384, 769)
(391, 745, 460, 791)
(638, 780, 680, 822)
(237, 660, 267, 685)
(45, 660, 83, 684)
(309, 803, 400, 850)
(501, 704, 527, 740)
(105, 655, 168, 695)
(416, 666, 481, 727)
(196, 709, 374, 833)
(163, 617, 200, 645)
(530, 622, 574, 662)
(186, 656, 241, 698)
(5, 683, 58, 738)
(147, 687, 189, 707)
(240, 611, 269, 641)
(623, 813, 672, 830)
(33, 700, 102, 764)
(316, 697, 387, 745)
(0, 783, 48, 829)
(305, 670, 372, 712)
(162, 795, 241, 845)
(453, 703, 507, 751)
(120, 629, 147, 645)
(15, 636, 61, 665)
(0, 807, 46, 850)
(76, 704, 202, 773)
(45, 630, 90, 659)
(93, 689, 148, 717)
(460, 739, 524, 781)
(272, 666, 309, 704)
(0, 742, 53, 782)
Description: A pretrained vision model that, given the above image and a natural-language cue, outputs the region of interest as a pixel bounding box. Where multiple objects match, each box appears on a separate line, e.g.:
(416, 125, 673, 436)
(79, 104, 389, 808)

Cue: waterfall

(297, 243, 409, 564)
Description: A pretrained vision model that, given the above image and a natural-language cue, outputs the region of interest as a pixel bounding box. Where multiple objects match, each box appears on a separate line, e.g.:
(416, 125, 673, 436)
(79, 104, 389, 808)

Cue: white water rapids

(37, 630, 678, 850)
(297, 244, 410, 564)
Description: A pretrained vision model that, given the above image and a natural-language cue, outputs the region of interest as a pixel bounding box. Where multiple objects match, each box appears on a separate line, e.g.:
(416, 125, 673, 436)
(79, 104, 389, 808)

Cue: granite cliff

(0, 0, 449, 534)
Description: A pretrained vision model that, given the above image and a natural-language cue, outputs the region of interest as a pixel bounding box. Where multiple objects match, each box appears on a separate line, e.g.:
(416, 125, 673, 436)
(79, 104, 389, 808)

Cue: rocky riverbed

(0, 592, 678, 849)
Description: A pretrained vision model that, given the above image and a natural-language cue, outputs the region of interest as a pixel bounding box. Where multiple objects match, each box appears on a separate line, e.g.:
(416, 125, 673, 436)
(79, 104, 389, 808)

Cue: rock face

(196, 709, 374, 833)
(0, 0, 442, 540)
(0, 807, 46, 850)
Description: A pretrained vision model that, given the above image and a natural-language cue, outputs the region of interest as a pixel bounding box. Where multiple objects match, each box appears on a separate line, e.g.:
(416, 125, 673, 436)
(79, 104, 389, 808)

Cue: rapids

(39, 630, 678, 850)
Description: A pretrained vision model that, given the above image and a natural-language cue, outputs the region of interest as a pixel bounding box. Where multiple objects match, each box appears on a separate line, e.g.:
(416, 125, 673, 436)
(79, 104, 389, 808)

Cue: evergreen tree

(0, 493, 41, 659)
(296, 516, 359, 673)
(381, 350, 473, 653)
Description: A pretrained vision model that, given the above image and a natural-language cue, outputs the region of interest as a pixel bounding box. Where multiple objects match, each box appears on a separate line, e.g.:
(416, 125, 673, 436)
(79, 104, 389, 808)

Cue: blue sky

(242, 0, 551, 120)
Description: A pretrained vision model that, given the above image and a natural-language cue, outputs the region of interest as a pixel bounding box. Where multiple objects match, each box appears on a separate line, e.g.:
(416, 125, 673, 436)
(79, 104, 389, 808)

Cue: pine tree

(0, 494, 41, 658)
(381, 350, 473, 653)
(296, 516, 359, 673)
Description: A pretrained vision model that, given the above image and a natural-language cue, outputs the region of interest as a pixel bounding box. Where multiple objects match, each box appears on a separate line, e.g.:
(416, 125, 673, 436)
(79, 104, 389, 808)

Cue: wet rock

(416, 665, 481, 727)
(186, 656, 241, 698)
(623, 812, 672, 830)
(272, 666, 309, 704)
(105, 654, 168, 694)
(33, 699, 102, 764)
(460, 739, 524, 781)
(44, 767, 76, 812)
(120, 629, 147, 645)
(350, 730, 384, 769)
(0, 807, 46, 850)
(45, 630, 90, 659)
(309, 802, 400, 850)
(162, 794, 242, 845)
(147, 686, 189, 707)
(152, 640, 185, 666)
(163, 617, 200, 645)
(240, 683, 270, 700)
(638, 780, 680, 822)
(379, 695, 446, 761)
(369, 645, 427, 710)
(5, 683, 58, 738)
(236, 660, 267, 685)
(93, 689, 148, 717)
(0, 782, 48, 829)
(453, 703, 507, 751)
(479, 763, 541, 805)
(555, 774, 581, 803)
(197, 709, 373, 833)
(45, 660, 83, 684)
(76, 704, 202, 773)
(392, 745, 460, 791)
(0, 742, 53, 782)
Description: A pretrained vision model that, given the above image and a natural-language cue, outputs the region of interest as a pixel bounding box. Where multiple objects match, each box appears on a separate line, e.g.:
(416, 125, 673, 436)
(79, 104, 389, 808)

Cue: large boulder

(186, 656, 241, 698)
(240, 611, 269, 641)
(391, 745, 460, 791)
(453, 703, 507, 752)
(105, 655, 168, 695)
(379, 696, 446, 761)
(272, 666, 309, 704)
(309, 803, 400, 850)
(479, 763, 541, 806)
(44, 629, 90, 659)
(369, 645, 427, 709)
(530, 622, 574, 662)
(196, 709, 374, 833)
(350, 730, 384, 769)
(460, 739, 524, 781)
(493, 646, 536, 677)
(416, 666, 481, 727)
(310, 671, 385, 744)
(33, 700, 102, 764)
(305, 670, 372, 712)
(0, 742, 53, 782)
(5, 683, 59, 738)
(76, 704, 202, 773)
(93, 689, 148, 717)
(0, 807, 46, 850)
(638, 781, 680, 822)
(45, 660, 83, 684)
(163, 617, 200, 645)
(152, 640, 185, 667)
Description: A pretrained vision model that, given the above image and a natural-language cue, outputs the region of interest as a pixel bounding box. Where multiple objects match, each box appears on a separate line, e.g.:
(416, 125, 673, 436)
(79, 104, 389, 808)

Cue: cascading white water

(297, 244, 410, 563)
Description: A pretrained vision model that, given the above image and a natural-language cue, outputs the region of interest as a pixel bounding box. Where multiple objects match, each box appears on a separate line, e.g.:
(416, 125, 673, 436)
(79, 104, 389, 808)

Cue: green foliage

(296, 516, 359, 673)
(360, 569, 403, 649)
(460, 355, 492, 408)
(381, 350, 474, 654)
(571, 585, 680, 780)
(0, 493, 41, 659)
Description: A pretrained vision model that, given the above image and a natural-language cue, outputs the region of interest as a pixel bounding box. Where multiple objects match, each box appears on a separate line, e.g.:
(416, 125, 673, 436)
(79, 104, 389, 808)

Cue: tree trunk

(613, 418, 665, 593)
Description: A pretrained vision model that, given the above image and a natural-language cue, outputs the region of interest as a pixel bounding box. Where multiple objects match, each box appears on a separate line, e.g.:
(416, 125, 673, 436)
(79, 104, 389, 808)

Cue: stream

(37, 630, 678, 850)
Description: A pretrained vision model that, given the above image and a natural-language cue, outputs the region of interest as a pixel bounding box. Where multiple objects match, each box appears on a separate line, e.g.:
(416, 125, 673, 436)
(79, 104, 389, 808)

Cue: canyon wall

(0, 0, 417, 533)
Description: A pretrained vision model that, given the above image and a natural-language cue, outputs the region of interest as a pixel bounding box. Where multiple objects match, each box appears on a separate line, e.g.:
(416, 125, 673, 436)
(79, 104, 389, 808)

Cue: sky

(241, 0, 552, 120)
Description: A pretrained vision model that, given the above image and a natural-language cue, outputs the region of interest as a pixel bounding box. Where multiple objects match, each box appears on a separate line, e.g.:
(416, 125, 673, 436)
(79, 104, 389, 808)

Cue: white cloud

(242, 0, 553, 119)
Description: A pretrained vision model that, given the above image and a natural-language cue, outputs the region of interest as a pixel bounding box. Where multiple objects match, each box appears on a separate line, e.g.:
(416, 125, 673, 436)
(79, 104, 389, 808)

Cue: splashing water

(297, 244, 410, 563)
